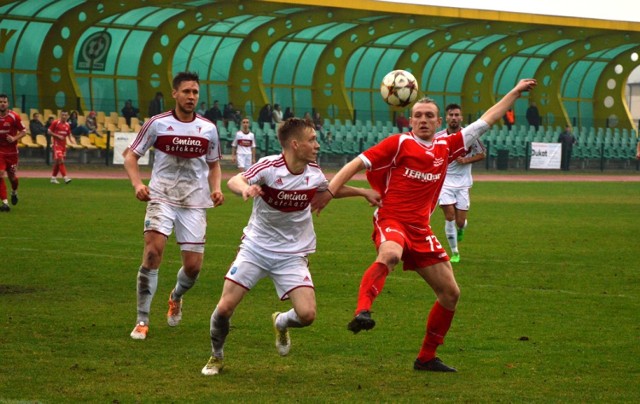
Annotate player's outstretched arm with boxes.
[481,79,537,126]
[333,185,381,207]
[311,157,365,215]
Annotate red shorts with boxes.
[372,217,449,270]
[0,152,18,174]
[53,147,66,160]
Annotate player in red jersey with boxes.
[312,78,537,372]
[0,94,28,212]
[47,110,77,184]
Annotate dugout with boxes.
[0,0,639,134]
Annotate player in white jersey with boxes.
[436,104,486,263]
[124,72,225,341]
[202,118,380,375]
[231,117,256,171]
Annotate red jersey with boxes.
[49,119,72,150]
[0,110,26,155]
[361,132,466,227]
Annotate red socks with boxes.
[417,300,455,362]
[355,262,390,314]
[0,179,6,200]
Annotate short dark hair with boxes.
[172,71,199,89]
[278,118,315,148]
[445,103,461,112]
[0,94,7,100]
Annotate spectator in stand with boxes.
[503,108,515,130]
[272,104,283,128]
[85,111,107,147]
[148,92,164,118]
[396,112,410,132]
[283,107,295,120]
[122,99,140,126]
[197,102,208,116]
[205,100,223,124]
[224,102,241,127]
[557,125,577,171]
[29,112,47,140]
[324,130,333,145]
[68,110,90,139]
[85,111,99,134]
[258,103,273,129]
[313,112,323,132]
[45,115,55,129]
[526,102,541,131]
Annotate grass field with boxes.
[1,177,639,402]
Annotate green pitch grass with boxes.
[1,178,639,402]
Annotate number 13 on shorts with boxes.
[426,235,443,251]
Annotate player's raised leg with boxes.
[167,264,200,327]
[348,239,401,334]
[273,287,316,356]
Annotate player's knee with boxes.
[215,301,235,318]
[442,285,460,308]
[296,307,316,326]
[143,249,163,268]
[384,255,400,269]
[182,264,201,278]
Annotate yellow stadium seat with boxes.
[89,133,108,149]
[21,135,41,148]
[79,135,98,150]
[35,134,48,148]
[67,138,83,149]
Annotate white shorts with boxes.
[236,153,252,169]
[225,245,314,300]
[438,187,470,211]
[144,201,207,253]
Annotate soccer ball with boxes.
[380,70,419,108]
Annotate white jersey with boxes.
[241,154,329,255]
[232,130,256,155]
[129,111,221,208]
[435,128,486,188]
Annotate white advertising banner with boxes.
[529,142,561,170]
[112,132,150,165]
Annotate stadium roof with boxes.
[1,0,639,130]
